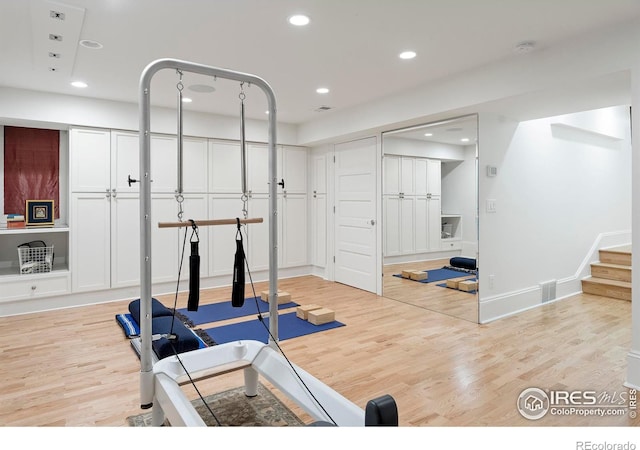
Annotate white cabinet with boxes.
[415,158,441,197]
[68,126,309,300]
[383,154,442,257]
[70,129,139,292]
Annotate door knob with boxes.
[370,219,376,226]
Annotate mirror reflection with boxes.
[382,114,479,323]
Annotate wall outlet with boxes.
[488,274,495,289]
[486,199,497,213]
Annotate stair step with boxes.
[599,246,632,266]
[590,262,632,282]
[582,276,631,301]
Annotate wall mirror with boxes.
[381,114,479,323]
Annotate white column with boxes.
[627,61,640,389]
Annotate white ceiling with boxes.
[1,0,639,126]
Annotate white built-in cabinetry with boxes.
[383,155,442,257]
[0,127,308,307]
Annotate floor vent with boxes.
[540,280,557,303]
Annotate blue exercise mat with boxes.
[392,267,475,284]
[202,312,345,345]
[176,297,298,326]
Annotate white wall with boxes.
[478,105,632,322]
[441,144,477,255]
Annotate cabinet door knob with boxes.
[31,285,36,290]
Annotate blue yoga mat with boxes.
[176,297,298,326]
[392,268,475,284]
[203,312,345,345]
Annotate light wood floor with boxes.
[383,259,478,323]
[0,273,637,427]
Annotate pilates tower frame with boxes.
[137,59,364,426]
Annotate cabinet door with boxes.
[281,194,308,267]
[311,193,327,267]
[383,196,401,256]
[70,128,111,192]
[71,192,111,292]
[400,157,415,195]
[111,194,140,288]
[428,198,442,251]
[209,140,242,194]
[208,195,244,277]
[150,195,180,283]
[247,194,272,271]
[414,158,428,196]
[427,159,442,196]
[400,197,415,254]
[281,146,307,194]
[248,144,269,194]
[150,135,178,193]
[111,131,139,193]
[414,196,429,253]
[182,138,208,193]
[383,155,401,195]
[312,154,327,194]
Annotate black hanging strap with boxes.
[231,218,246,307]
[187,220,200,311]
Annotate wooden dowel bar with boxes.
[158,217,264,228]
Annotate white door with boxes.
[334,137,378,293]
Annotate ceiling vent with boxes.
[314,105,333,112]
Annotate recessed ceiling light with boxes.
[71,81,87,88]
[316,87,329,94]
[182,97,192,103]
[79,39,103,49]
[288,14,310,26]
[424,133,433,137]
[461,138,470,142]
[399,50,416,60]
[265,110,270,115]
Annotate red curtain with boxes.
[4,127,60,218]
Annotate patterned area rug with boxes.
[126,382,305,426]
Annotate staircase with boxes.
[581,245,632,301]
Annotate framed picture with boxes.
[25,200,55,227]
